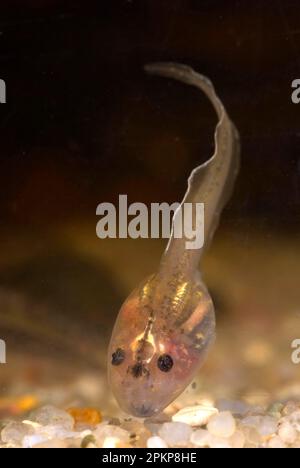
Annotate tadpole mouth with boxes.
[130,403,156,418]
[128,362,149,378]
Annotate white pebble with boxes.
[102,436,121,448]
[282,402,299,416]
[230,430,246,449]
[268,436,287,449]
[30,406,74,431]
[287,410,300,431]
[172,405,218,426]
[207,412,236,438]
[1,422,34,445]
[93,424,129,446]
[278,422,297,444]
[257,416,278,437]
[240,426,261,447]
[158,422,192,446]
[208,435,232,449]
[147,436,168,448]
[33,438,68,448]
[242,415,277,437]
[190,429,211,447]
[23,434,49,448]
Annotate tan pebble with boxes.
[278,422,297,444]
[230,430,246,448]
[268,436,287,449]
[208,435,232,449]
[172,405,218,426]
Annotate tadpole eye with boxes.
[112,348,125,366]
[157,354,173,372]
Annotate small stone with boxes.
[268,402,284,418]
[230,430,246,448]
[147,436,168,448]
[240,426,261,447]
[158,422,192,446]
[67,408,102,426]
[1,422,34,445]
[172,405,218,427]
[190,429,211,447]
[268,436,287,449]
[282,401,299,416]
[208,435,232,449]
[207,412,236,438]
[241,415,277,438]
[278,422,297,444]
[81,434,97,448]
[256,416,278,438]
[144,422,162,435]
[287,410,300,431]
[93,424,130,446]
[30,405,74,431]
[33,438,68,448]
[102,436,122,448]
[23,434,49,448]
[121,420,151,447]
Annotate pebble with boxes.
[268,436,287,449]
[102,436,122,448]
[1,399,300,448]
[1,422,34,445]
[93,424,130,447]
[158,422,192,446]
[208,435,232,449]
[240,426,261,447]
[207,412,236,438]
[190,429,211,447]
[33,438,68,448]
[67,408,102,426]
[172,405,218,426]
[147,436,168,448]
[230,430,246,448]
[287,410,300,431]
[30,406,74,431]
[278,422,297,444]
[268,402,284,418]
[23,434,51,448]
[282,401,299,416]
[241,415,278,437]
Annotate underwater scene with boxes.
[0,0,300,451]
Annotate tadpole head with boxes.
[108,276,216,418]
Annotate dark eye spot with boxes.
[111,348,125,366]
[157,354,173,372]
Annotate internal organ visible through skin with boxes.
[108,63,240,417]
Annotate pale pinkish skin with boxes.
[108,274,215,417]
[108,63,239,417]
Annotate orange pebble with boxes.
[67,407,102,426]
